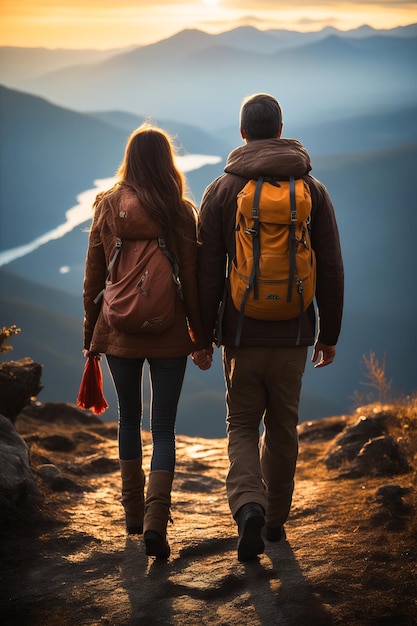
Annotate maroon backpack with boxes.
[95,237,182,335]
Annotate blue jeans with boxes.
[106,355,187,472]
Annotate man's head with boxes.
[240,93,283,142]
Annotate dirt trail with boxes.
[1,410,416,625]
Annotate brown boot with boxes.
[119,458,145,534]
[143,470,174,559]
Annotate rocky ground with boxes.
[1,401,416,625]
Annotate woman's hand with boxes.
[83,350,101,359]
[191,347,213,370]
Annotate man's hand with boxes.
[311,341,336,368]
[191,347,213,371]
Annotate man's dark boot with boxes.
[265,525,286,542]
[236,503,265,562]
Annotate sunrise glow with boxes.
[0,1,415,49]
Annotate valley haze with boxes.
[0,24,416,438]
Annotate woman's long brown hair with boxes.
[94,123,198,260]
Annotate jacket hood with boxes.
[224,138,312,179]
[106,188,163,241]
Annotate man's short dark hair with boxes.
[240,93,283,141]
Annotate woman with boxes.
[83,124,206,559]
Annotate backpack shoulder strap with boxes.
[93,237,122,304]
[287,176,297,303]
[106,237,122,277]
[158,237,183,298]
[235,176,263,347]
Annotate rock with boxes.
[346,436,410,478]
[0,414,42,523]
[324,412,392,470]
[50,475,85,493]
[298,415,348,442]
[371,483,414,530]
[24,432,76,452]
[375,484,412,510]
[0,358,43,423]
[37,464,62,482]
[83,456,119,474]
[37,463,84,493]
[19,401,103,426]
[38,434,76,452]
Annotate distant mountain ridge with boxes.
[0,46,135,84]
[1,24,416,130]
[1,22,415,82]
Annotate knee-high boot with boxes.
[119,458,145,535]
[143,470,174,559]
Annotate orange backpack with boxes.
[229,176,316,346]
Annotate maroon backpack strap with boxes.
[93,237,122,304]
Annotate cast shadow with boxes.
[243,537,334,625]
[120,536,174,625]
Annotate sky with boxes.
[0,0,416,50]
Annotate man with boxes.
[194,93,344,562]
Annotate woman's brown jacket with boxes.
[83,188,204,358]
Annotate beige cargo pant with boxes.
[223,345,308,527]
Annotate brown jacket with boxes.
[197,138,344,348]
[83,188,204,358]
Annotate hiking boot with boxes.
[143,470,174,559]
[265,525,286,543]
[236,503,265,562]
[119,458,145,534]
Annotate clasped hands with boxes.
[191,346,213,370]
[192,340,336,371]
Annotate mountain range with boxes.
[1,25,416,130]
[1,24,416,437]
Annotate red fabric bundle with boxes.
[77,355,108,415]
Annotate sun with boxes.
[202,0,220,6]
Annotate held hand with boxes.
[83,350,101,359]
[191,347,213,371]
[311,342,336,368]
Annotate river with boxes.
[0,153,222,268]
